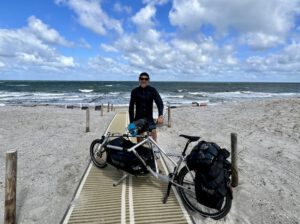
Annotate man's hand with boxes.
[157,115,164,124]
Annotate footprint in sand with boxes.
[56,164,79,196]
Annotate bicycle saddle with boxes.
[179,134,200,142]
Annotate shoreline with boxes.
[0,95,299,109]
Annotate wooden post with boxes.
[86,109,90,132]
[4,150,17,224]
[231,133,239,187]
[101,104,103,116]
[107,102,110,112]
[167,106,171,127]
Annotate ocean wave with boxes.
[108,92,121,95]
[34,93,65,96]
[105,85,113,87]
[0,92,33,98]
[188,92,208,97]
[165,95,184,98]
[7,84,29,87]
[79,89,94,93]
[177,89,187,93]
[0,103,5,106]
[209,91,300,98]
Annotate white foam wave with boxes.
[0,103,5,106]
[108,92,120,95]
[177,89,187,93]
[166,95,184,98]
[188,92,208,97]
[34,93,65,97]
[7,84,29,87]
[105,85,113,87]
[79,89,94,93]
[209,91,300,98]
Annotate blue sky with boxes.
[0,0,300,81]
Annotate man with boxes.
[129,72,164,142]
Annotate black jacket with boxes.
[129,85,164,123]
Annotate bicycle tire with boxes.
[90,139,107,168]
[176,166,232,220]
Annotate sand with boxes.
[0,98,299,224]
[158,98,300,224]
[0,106,114,224]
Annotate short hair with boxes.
[139,72,150,79]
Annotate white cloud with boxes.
[169,0,204,32]
[113,2,132,14]
[27,16,73,47]
[100,43,118,52]
[88,56,137,78]
[0,18,76,73]
[169,0,300,49]
[143,0,169,5]
[131,5,156,28]
[56,0,123,35]
[0,61,5,68]
[79,38,91,48]
[246,42,300,73]
[241,33,284,50]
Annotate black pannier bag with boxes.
[186,141,220,169]
[187,141,231,210]
[106,137,155,175]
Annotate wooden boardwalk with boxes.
[62,112,194,224]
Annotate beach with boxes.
[0,97,299,223]
[0,106,114,224]
[159,97,300,224]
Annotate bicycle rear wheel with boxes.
[90,139,107,168]
[176,167,232,220]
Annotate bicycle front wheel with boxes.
[90,139,107,168]
[176,167,232,220]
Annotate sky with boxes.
[0,0,300,82]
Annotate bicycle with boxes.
[90,126,232,220]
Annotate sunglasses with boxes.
[139,77,149,81]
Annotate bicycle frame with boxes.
[103,132,195,193]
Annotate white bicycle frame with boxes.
[102,132,195,193]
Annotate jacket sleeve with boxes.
[129,89,135,123]
[153,88,164,116]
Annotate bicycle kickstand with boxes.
[113,173,129,187]
[163,174,173,204]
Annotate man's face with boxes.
[139,76,149,88]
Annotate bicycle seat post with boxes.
[182,140,191,156]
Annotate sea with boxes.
[0,80,299,107]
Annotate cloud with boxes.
[79,38,91,48]
[113,2,132,14]
[169,0,300,49]
[59,1,300,81]
[27,16,73,47]
[98,4,240,79]
[131,5,156,28]
[100,43,118,52]
[142,0,169,5]
[0,61,5,68]
[246,42,300,74]
[88,56,137,79]
[241,33,284,50]
[0,17,76,74]
[56,0,123,35]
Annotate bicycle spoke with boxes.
[177,167,232,219]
